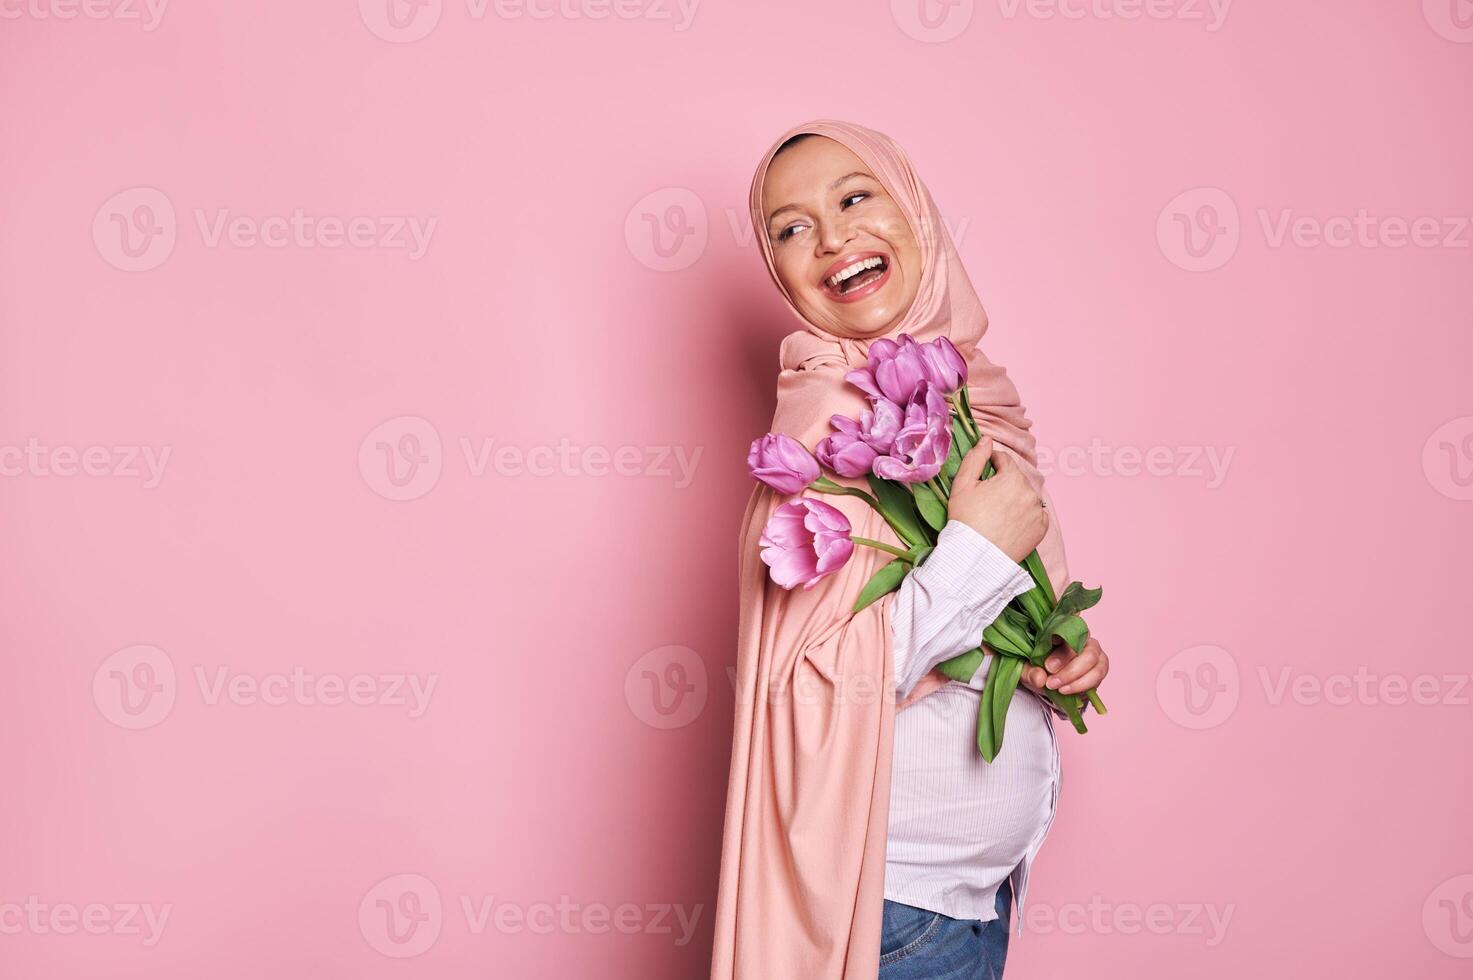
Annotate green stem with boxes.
[851,536,911,559]
[958,388,982,443]
[1042,688,1089,734]
[1085,689,1107,714]
[925,477,949,506]
[809,481,880,510]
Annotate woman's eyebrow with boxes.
[767,171,872,225]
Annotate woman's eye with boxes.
[841,191,869,208]
[777,223,806,242]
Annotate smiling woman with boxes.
[710,119,1106,980]
[759,135,923,338]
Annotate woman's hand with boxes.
[947,437,1048,563]
[1021,636,1109,697]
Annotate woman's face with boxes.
[760,136,922,338]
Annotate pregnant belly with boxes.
[887,684,1059,862]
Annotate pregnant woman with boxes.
[709,120,1109,980]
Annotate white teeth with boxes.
[827,255,885,289]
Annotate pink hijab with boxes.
[708,119,1071,979]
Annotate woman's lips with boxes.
[819,250,891,304]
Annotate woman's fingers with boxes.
[1057,660,1108,696]
[1016,638,1111,696]
[1020,664,1049,693]
[1047,639,1108,694]
[955,436,992,484]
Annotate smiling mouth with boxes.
[824,254,889,296]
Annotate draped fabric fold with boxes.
[709,119,1070,979]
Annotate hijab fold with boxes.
[709,119,1070,979]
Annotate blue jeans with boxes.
[877,877,1012,979]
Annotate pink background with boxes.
[2,1,1471,977]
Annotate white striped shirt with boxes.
[884,519,1063,930]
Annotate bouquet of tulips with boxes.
[748,333,1106,760]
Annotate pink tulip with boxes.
[814,417,878,478]
[815,395,906,476]
[844,335,930,405]
[872,381,953,484]
[758,498,855,590]
[858,397,905,455]
[747,432,820,494]
[920,336,967,394]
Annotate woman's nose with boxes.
[816,216,857,255]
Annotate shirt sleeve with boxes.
[889,519,1036,700]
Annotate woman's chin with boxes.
[820,300,907,338]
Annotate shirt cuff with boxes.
[918,520,1036,605]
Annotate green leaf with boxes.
[948,412,972,459]
[1015,587,1051,630]
[982,620,1030,657]
[989,656,1025,753]
[976,660,1000,761]
[937,646,985,683]
[913,483,947,532]
[1021,550,1057,606]
[852,558,910,613]
[866,474,930,548]
[941,423,965,486]
[1031,612,1091,660]
[1002,605,1035,633]
[989,616,1036,660]
[1052,581,1103,619]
